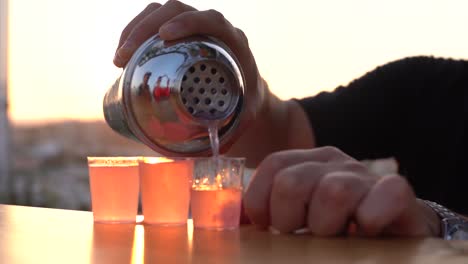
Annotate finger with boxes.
[159,9,262,121]
[244,148,353,228]
[116,3,162,52]
[159,9,241,53]
[381,199,434,237]
[307,171,373,236]
[270,162,326,233]
[114,0,197,67]
[159,9,261,120]
[355,174,424,236]
[159,9,257,86]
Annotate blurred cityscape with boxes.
[7,120,155,211]
[4,120,398,212]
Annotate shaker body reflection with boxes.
[103,34,245,157]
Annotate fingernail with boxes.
[113,53,123,67]
[160,22,183,39]
[113,41,135,67]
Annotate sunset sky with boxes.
[7,0,468,123]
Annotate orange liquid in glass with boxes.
[191,188,242,230]
[140,160,193,225]
[89,165,139,223]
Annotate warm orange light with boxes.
[88,158,140,223]
[187,219,194,252]
[9,1,468,123]
[139,159,193,225]
[136,215,144,223]
[191,188,242,230]
[131,225,145,264]
[141,157,174,164]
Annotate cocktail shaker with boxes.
[103,35,245,156]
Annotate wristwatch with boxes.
[422,200,468,240]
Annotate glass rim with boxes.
[186,156,246,162]
[87,156,141,166]
[139,156,246,162]
[139,156,176,164]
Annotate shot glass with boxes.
[139,157,193,225]
[88,157,140,223]
[191,157,245,230]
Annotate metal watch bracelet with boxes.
[421,199,468,240]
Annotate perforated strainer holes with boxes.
[180,61,237,119]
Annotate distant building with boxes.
[0,0,10,201]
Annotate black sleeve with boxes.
[297,56,468,213]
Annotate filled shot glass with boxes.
[139,157,193,225]
[88,157,140,223]
[191,157,245,230]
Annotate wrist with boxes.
[420,199,468,240]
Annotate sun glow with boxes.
[131,225,145,264]
[7,0,468,123]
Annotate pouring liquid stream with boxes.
[208,123,221,186]
[208,123,220,159]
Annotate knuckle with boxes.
[207,9,227,24]
[263,151,291,172]
[321,146,341,155]
[235,28,249,44]
[318,174,358,207]
[167,0,187,13]
[319,146,352,160]
[272,169,302,198]
[147,2,162,10]
[341,160,367,173]
[385,174,413,203]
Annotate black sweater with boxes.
[298,56,468,214]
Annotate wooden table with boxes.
[0,205,467,263]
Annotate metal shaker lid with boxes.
[118,34,245,156]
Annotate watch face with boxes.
[445,220,468,240]
[450,230,468,240]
